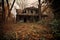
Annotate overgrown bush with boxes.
[49,19,60,40]
[3,32,17,40]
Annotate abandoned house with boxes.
[0,0,54,23]
[16,7,39,22]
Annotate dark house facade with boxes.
[16,7,39,22]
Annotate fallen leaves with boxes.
[3,23,53,40]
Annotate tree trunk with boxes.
[2,0,5,23]
[38,0,41,20]
[6,0,15,17]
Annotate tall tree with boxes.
[6,0,15,17]
[38,0,40,4]
[2,0,5,22]
[38,0,41,20]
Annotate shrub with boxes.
[49,19,60,40]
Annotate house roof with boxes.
[23,7,38,11]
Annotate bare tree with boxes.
[6,0,16,17]
[38,0,41,19]
[2,0,5,22]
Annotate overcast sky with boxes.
[3,0,39,9]
[27,0,38,4]
[27,0,38,7]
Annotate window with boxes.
[23,10,26,13]
[31,10,33,13]
[24,10,26,13]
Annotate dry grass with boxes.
[3,22,53,40]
